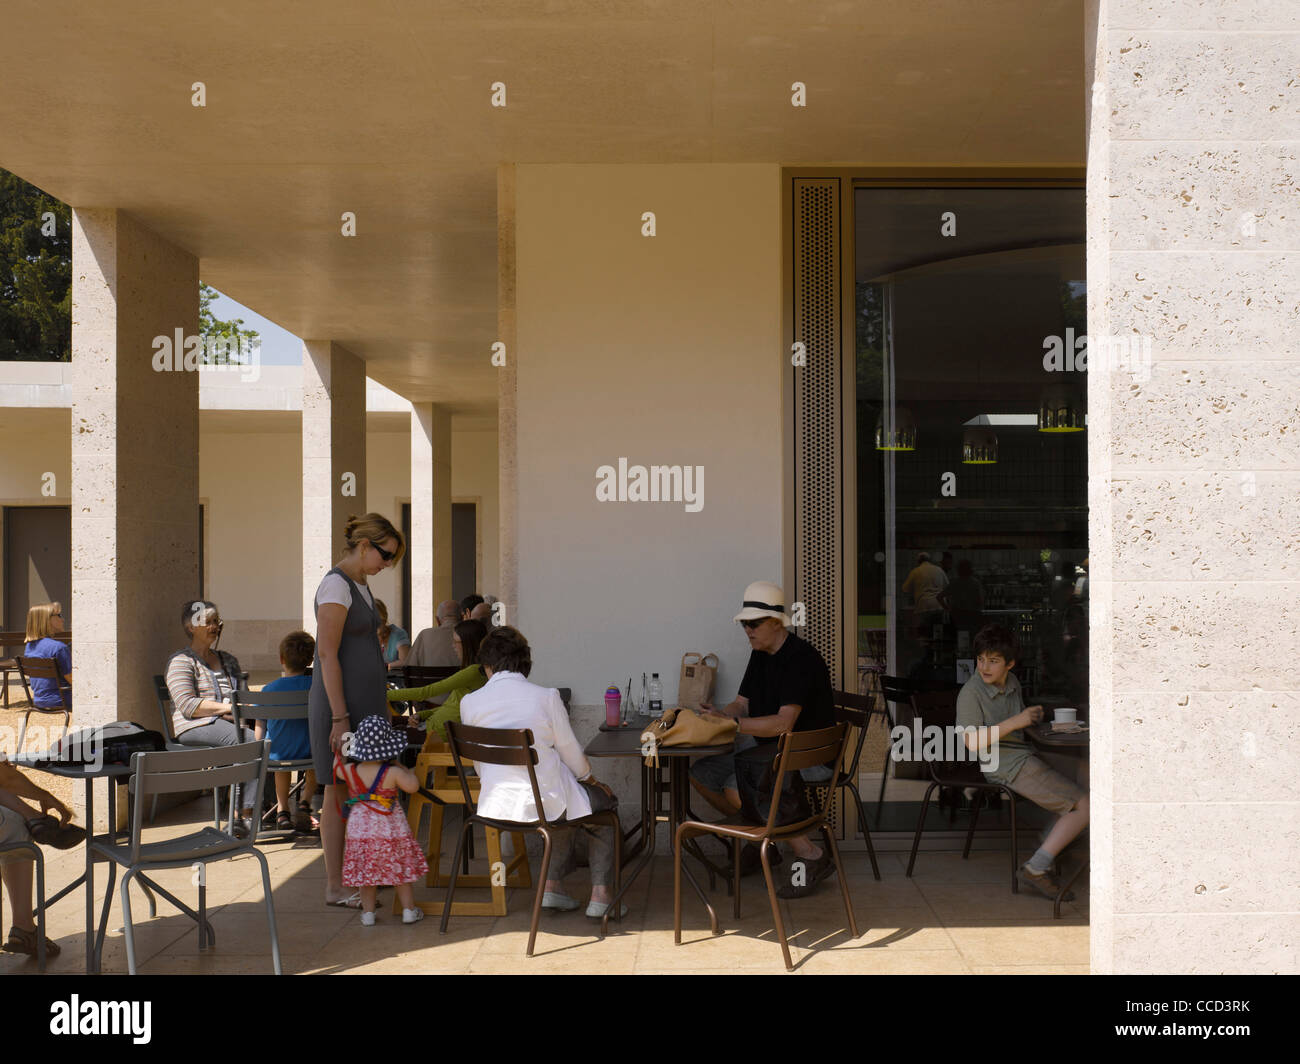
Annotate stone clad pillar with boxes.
[71,209,199,825]
[301,341,367,629]
[1088,0,1299,974]
[497,163,518,629]
[410,403,452,634]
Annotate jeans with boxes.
[177,717,260,813]
[550,780,618,888]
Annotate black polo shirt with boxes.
[737,631,834,741]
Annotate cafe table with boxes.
[1026,722,1089,919]
[13,755,211,974]
[585,726,735,935]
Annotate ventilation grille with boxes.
[792,180,842,685]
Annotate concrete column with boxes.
[410,403,452,633]
[71,209,198,824]
[1088,0,1300,974]
[497,163,518,629]
[301,341,367,630]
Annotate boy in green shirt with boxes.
[955,625,1089,900]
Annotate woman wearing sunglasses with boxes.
[309,512,405,910]
[164,600,259,835]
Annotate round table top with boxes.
[1026,723,1089,749]
[4,755,135,780]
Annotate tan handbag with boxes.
[677,652,719,711]
[640,706,738,766]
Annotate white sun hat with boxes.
[733,581,792,627]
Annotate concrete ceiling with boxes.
[0,0,1084,417]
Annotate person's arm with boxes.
[315,601,352,757]
[548,689,593,782]
[738,703,801,738]
[57,643,73,688]
[165,655,231,720]
[390,636,411,669]
[701,694,749,719]
[387,764,420,794]
[959,702,1041,753]
[387,665,476,705]
[0,764,72,824]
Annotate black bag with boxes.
[45,723,167,766]
[734,742,811,827]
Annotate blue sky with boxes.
[207,287,301,364]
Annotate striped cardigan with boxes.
[164,647,244,737]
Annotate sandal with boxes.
[326,892,362,909]
[276,811,295,831]
[2,926,61,958]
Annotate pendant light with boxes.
[875,407,916,451]
[1038,385,1085,433]
[962,425,998,464]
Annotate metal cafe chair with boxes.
[904,689,1023,894]
[0,838,47,972]
[13,657,72,750]
[875,674,916,816]
[90,740,281,975]
[673,723,859,971]
[232,688,313,840]
[1,632,29,709]
[826,690,884,880]
[150,675,213,825]
[440,721,622,958]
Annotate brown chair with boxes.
[828,690,883,880]
[13,657,71,750]
[440,722,622,957]
[673,724,859,971]
[399,664,459,688]
[904,689,1023,893]
[0,632,27,710]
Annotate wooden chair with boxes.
[12,658,71,751]
[674,724,859,971]
[828,690,883,880]
[0,632,28,710]
[439,722,620,957]
[398,740,531,922]
[904,689,1023,893]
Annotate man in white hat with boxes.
[690,581,838,898]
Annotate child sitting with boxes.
[256,631,317,832]
[956,624,1089,900]
[336,715,429,925]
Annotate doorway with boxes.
[4,506,72,629]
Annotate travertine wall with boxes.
[1088,0,1299,974]
[71,209,199,820]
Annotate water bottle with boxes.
[604,685,623,728]
[648,673,664,718]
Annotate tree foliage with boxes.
[0,168,71,361]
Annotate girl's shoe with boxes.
[360,911,377,927]
[402,907,425,924]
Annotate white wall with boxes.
[515,164,784,705]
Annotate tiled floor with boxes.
[0,794,1089,975]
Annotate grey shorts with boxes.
[1007,756,1086,816]
[0,807,34,865]
[690,733,835,793]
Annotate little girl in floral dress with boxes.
[335,715,429,925]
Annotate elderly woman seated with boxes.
[163,600,258,837]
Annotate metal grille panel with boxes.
[791,179,842,685]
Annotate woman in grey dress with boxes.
[309,512,405,908]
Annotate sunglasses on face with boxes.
[739,618,768,630]
[370,540,396,562]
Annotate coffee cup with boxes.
[1053,707,1077,724]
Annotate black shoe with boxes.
[25,816,86,850]
[775,854,834,899]
[1018,864,1075,902]
[738,842,782,878]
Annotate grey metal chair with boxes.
[149,675,203,825]
[89,740,282,975]
[0,838,47,972]
[231,688,312,840]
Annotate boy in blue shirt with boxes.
[257,631,316,832]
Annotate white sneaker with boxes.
[360,911,376,927]
[402,907,425,925]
